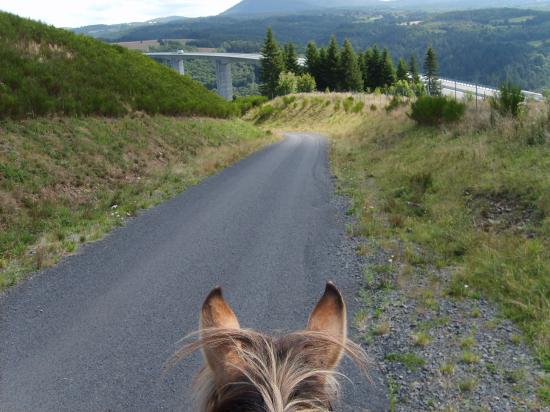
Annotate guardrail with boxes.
[438,77,544,101]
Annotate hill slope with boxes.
[0,12,235,119]
[222,0,319,16]
[221,0,550,15]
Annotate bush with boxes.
[233,95,268,115]
[297,73,317,93]
[276,72,298,96]
[343,97,355,113]
[352,101,365,113]
[491,82,525,118]
[409,96,466,126]
[256,104,275,122]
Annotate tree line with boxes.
[260,28,441,98]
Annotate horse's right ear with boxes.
[200,287,241,380]
[306,282,347,370]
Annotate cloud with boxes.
[0,0,240,27]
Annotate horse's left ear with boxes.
[306,281,347,369]
[200,287,241,381]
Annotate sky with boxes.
[0,0,241,27]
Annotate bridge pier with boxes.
[215,61,233,101]
[169,58,185,75]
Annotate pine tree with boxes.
[381,48,396,88]
[397,58,409,82]
[339,39,363,92]
[424,47,440,96]
[325,35,341,91]
[362,48,373,90]
[409,55,420,83]
[305,41,320,89]
[260,28,285,99]
[367,46,382,90]
[317,48,329,91]
[283,43,301,75]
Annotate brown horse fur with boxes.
[167,282,369,412]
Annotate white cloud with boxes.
[0,0,240,27]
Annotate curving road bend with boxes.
[0,133,389,411]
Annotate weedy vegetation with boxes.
[249,91,550,402]
[0,117,272,289]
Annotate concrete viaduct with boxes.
[145,52,263,100]
[145,52,543,102]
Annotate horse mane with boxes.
[167,328,369,412]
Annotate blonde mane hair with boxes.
[168,283,369,412]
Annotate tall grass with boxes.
[0,116,272,288]
[0,12,236,119]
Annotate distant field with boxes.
[114,39,192,51]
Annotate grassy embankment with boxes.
[0,12,274,289]
[247,93,550,397]
[0,11,236,118]
[0,116,272,289]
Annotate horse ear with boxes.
[200,287,241,379]
[306,282,347,369]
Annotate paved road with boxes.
[0,133,389,411]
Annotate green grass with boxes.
[461,351,481,364]
[385,352,426,371]
[0,12,236,119]
[0,116,272,289]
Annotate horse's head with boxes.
[171,282,368,412]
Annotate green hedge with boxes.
[0,12,237,119]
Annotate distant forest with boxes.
[84,8,550,92]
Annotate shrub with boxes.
[409,96,466,126]
[343,97,355,113]
[256,104,275,122]
[276,72,298,96]
[352,101,365,113]
[491,82,525,118]
[389,80,415,98]
[234,95,268,115]
[297,73,317,93]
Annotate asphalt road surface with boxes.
[0,133,389,411]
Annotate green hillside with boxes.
[0,12,236,119]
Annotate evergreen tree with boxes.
[397,58,409,82]
[317,48,329,91]
[424,47,440,96]
[361,48,373,90]
[260,28,285,98]
[409,55,420,83]
[283,43,301,75]
[305,41,320,89]
[325,35,341,91]
[381,48,396,88]
[339,39,363,92]
[367,46,382,90]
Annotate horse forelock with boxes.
[167,328,369,412]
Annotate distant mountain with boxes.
[221,0,550,16]
[221,0,320,16]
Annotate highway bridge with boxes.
[145,52,543,102]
